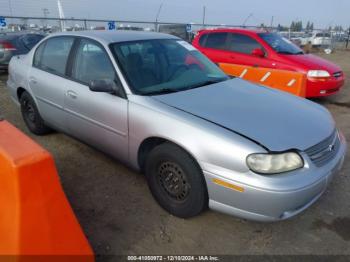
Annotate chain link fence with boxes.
[1,15,349,51]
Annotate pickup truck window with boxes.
[33,36,74,75]
[72,39,116,85]
[315,33,331,38]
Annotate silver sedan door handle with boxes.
[66,90,78,99]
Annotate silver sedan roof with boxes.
[50,30,179,44]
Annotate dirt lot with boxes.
[1,50,350,258]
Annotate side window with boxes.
[33,42,45,67]
[228,33,263,54]
[203,33,228,50]
[72,39,116,85]
[34,37,74,75]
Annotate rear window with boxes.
[202,32,228,50]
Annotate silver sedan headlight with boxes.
[246,152,304,174]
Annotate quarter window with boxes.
[33,36,74,75]
[71,39,116,85]
[228,33,263,54]
[33,42,45,68]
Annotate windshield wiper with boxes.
[143,78,228,96]
[277,51,294,54]
[182,78,228,91]
[143,88,180,96]
[277,51,303,55]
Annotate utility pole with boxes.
[288,27,291,40]
[346,26,350,49]
[41,8,50,28]
[202,6,206,28]
[84,19,87,30]
[270,16,274,29]
[42,8,49,18]
[8,0,13,16]
[155,2,163,32]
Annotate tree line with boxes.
[275,21,348,32]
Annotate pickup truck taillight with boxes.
[0,41,17,52]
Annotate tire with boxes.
[145,142,208,218]
[20,91,52,135]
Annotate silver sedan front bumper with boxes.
[202,132,347,222]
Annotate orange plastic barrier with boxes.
[0,120,94,261]
[219,63,307,97]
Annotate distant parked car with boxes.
[158,24,193,42]
[193,28,345,97]
[7,31,347,222]
[310,32,332,47]
[0,32,44,70]
[292,33,313,47]
[290,37,302,47]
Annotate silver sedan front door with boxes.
[64,38,129,162]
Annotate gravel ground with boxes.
[0,50,350,258]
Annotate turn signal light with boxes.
[212,178,245,192]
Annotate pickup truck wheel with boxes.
[145,143,208,218]
[20,91,52,135]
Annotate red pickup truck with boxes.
[192,28,345,98]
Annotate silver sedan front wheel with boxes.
[145,142,208,218]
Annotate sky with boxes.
[0,0,349,29]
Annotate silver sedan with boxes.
[7,31,347,221]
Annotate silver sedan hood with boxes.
[152,78,334,151]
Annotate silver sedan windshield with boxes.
[110,39,228,95]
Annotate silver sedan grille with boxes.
[305,130,340,167]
